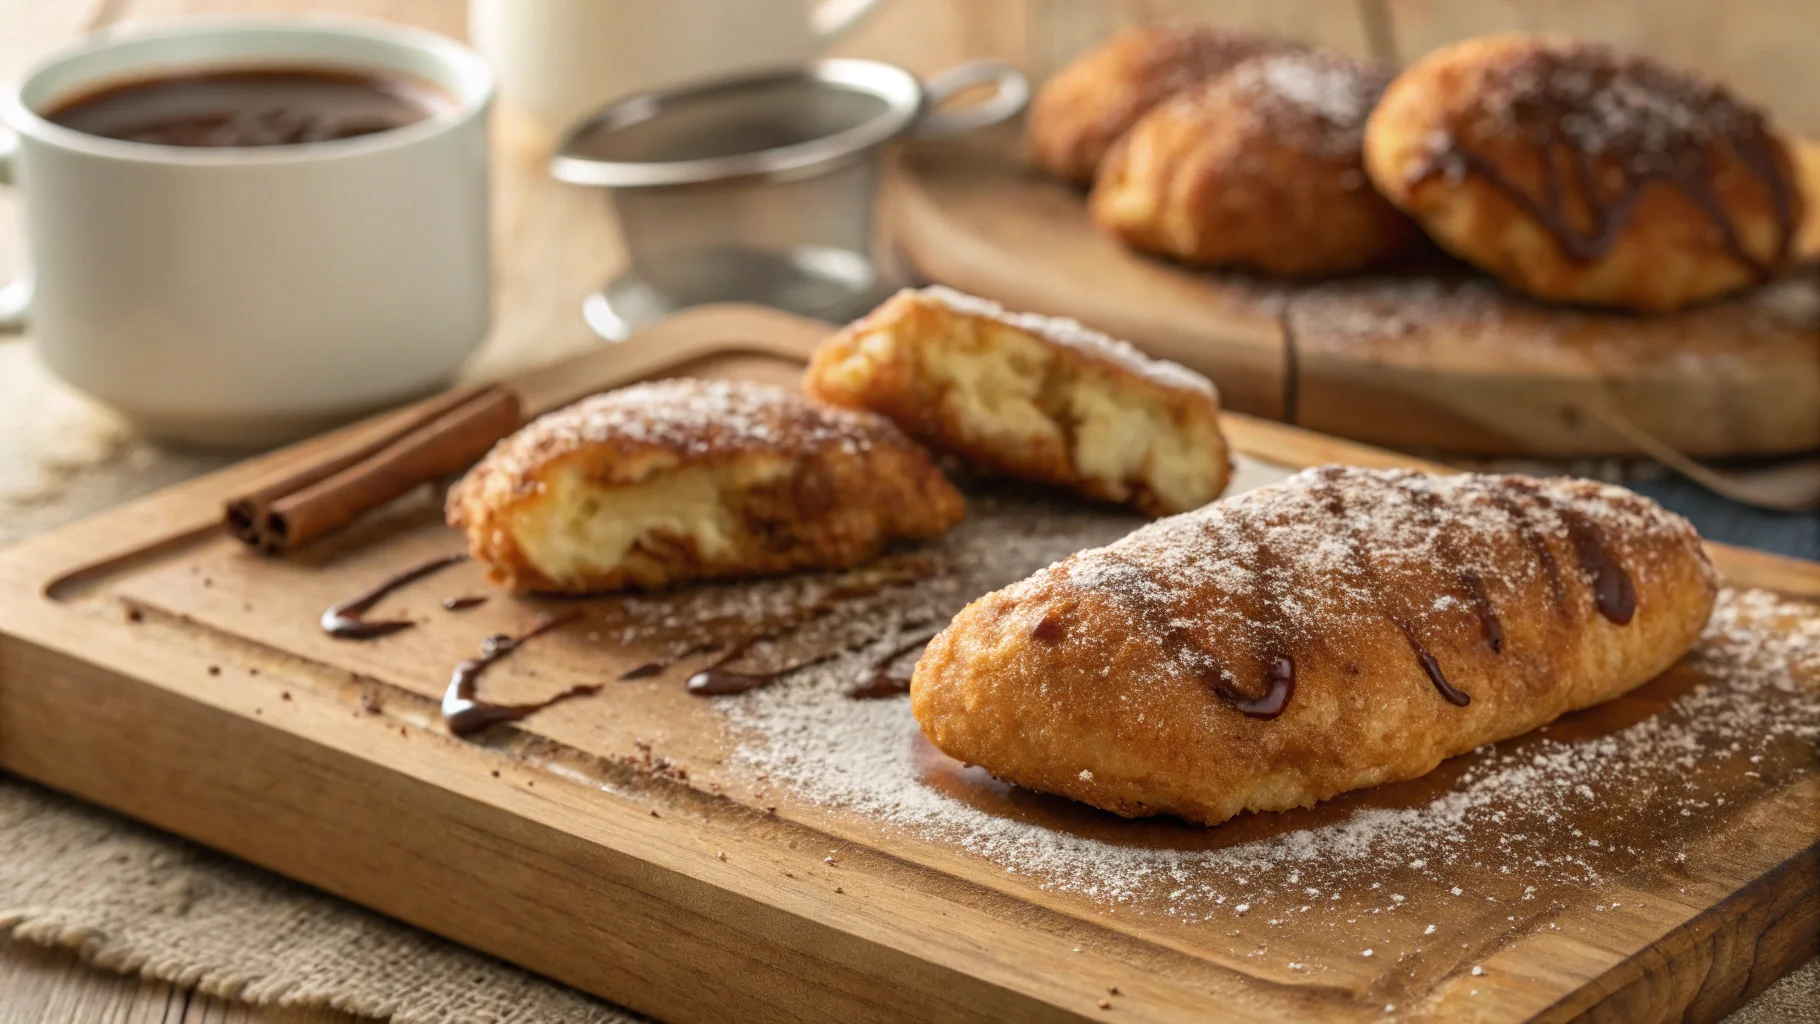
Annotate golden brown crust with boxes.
[1365,34,1805,312]
[446,378,965,594]
[804,287,1232,516]
[912,466,1718,826]
[1028,23,1293,185]
[1092,51,1422,276]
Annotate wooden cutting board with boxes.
[0,305,1816,1024]
[888,126,1820,458]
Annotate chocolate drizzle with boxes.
[1212,656,1296,720]
[684,639,837,697]
[846,672,914,700]
[846,632,940,700]
[1556,508,1639,625]
[321,553,466,639]
[684,665,782,696]
[1313,471,1474,708]
[1396,619,1472,707]
[442,612,594,735]
[1459,570,1506,653]
[1492,490,1568,612]
[442,595,487,611]
[1413,45,1797,278]
[1412,486,1506,657]
[617,660,668,681]
[671,576,927,697]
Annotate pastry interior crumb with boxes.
[826,317,1224,514]
[504,457,788,590]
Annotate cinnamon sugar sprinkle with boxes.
[714,469,1819,937]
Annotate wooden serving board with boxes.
[889,126,1820,458]
[1,305,1818,1024]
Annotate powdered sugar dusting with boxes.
[727,578,1818,923]
[917,286,1217,397]
[710,469,1813,943]
[1043,465,1702,676]
[456,378,908,501]
[1220,52,1389,157]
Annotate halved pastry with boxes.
[912,466,1718,826]
[447,378,965,593]
[804,286,1231,517]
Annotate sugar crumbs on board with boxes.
[720,488,1820,930]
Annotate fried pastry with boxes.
[804,287,1231,517]
[446,378,965,594]
[1093,51,1421,275]
[912,466,1717,825]
[1365,34,1804,312]
[1028,23,1292,184]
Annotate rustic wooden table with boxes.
[1,1,1815,1021]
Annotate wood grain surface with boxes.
[0,305,1816,1024]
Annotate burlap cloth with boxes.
[0,344,1813,1022]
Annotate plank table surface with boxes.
[2,1,1818,1022]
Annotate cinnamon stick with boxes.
[224,385,493,545]
[225,385,523,554]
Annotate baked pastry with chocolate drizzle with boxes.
[804,287,1232,517]
[446,379,965,594]
[1365,34,1804,312]
[1028,23,1293,184]
[1092,50,1422,275]
[911,466,1717,826]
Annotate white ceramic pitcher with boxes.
[469,0,890,132]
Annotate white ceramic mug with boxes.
[0,19,495,449]
[470,0,890,133]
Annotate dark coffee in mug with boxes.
[45,67,451,147]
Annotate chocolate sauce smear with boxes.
[683,641,839,695]
[846,632,940,700]
[616,642,720,682]
[617,660,668,681]
[442,595,488,612]
[846,672,914,700]
[685,666,782,696]
[682,636,800,696]
[673,576,932,697]
[442,612,595,736]
[321,554,466,639]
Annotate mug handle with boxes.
[911,61,1030,139]
[0,128,28,333]
[810,0,889,41]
